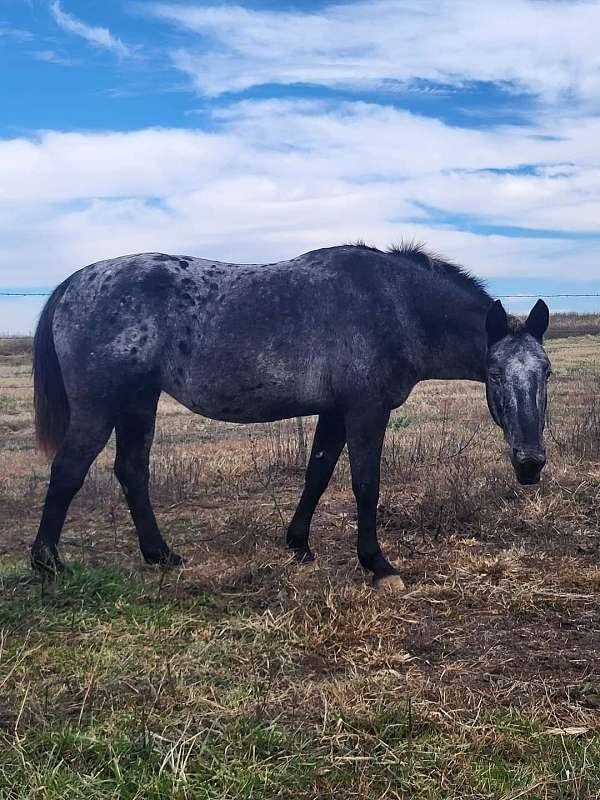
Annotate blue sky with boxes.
[1,0,600,332]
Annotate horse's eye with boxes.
[546,370,552,382]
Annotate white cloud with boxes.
[0,24,33,42]
[1,99,599,308]
[147,0,600,108]
[32,49,76,66]
[50,1,133,58]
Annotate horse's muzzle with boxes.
[512,448,546,485]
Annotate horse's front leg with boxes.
[345,403,406,591]
[286,411,346,562]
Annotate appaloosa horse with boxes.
[31,243,551,589]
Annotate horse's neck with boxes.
[414,290,489,382]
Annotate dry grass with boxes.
[0,325,599,798]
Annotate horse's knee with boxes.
[48,456,87,499]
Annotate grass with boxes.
[3,712,598,799]
[388,413,414,430]
[0,394,16,411]
[0,326,599,798]
[1,563,599,799]
[0,562,192,630]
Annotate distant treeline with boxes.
[545,312,600,339]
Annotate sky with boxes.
[1,0,600,333]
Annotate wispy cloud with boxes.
[32,49,76,66]
[49,0,133,58]
[147,0,600,109]
[0,24,33,42]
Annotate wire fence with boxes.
[2,292,600,299]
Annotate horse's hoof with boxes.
[143,550,185,568]
[31,545,64,577]
[374,573,406,593]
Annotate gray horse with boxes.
[31,243,550,589]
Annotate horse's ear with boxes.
[525,299,549,341]
[486,299,508,347]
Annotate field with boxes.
[0,328,599,799]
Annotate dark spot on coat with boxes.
[179,260,189,270]
[182,292,194,304]
[140,323,148,332]
[140,335,148,346]
[153,254,172,262]
[130,347,138,355]
[178,340,191,356]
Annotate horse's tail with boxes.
[33,278,72,459]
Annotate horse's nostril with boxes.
[514,449,546,467]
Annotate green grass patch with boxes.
[0,717,318,800]
[387,413,414,430]
[0,714,598,799]
[0,394,16,411]
[0,562,211,632]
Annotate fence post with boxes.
[295,417,307,468]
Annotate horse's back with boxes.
[50,247,413,419]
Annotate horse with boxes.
[31,243,551,590]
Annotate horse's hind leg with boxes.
[31,412,114,573]
[345,403,405,591]
[286,411,346,562]
[113,387,183,567]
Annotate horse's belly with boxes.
[162,352,331,423]
[167,389,324,424]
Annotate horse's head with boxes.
[485,298,551,485]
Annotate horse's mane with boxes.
[349,240,490,301]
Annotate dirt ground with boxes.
[0,332,599,798]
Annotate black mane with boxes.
[350,240,490,302]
